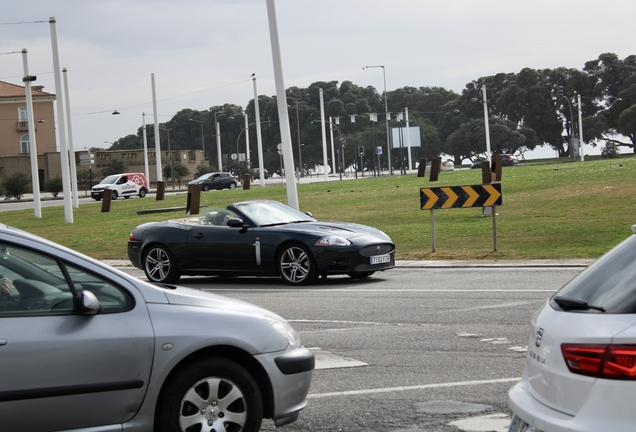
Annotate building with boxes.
[0,80,206,193]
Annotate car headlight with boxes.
[270,320,302,348]
[315,236,351,247]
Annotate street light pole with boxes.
[160,127,174,189]
[363,65,392,175]
[214,110,224,171]
[287,97,303,177]
[481,85,492,162]
[188,118,205,161]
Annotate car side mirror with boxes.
[227,218,244,228]
[78,290,101,315]
[305,212,313,218]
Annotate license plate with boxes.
[508,415,542,432]
[370,254,390,265]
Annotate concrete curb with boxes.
[102,259,593,269]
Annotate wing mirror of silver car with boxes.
[79,291,101,315]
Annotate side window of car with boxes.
[64,263,134,313]
[0,243,74,316]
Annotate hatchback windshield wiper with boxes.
[553,296,606,312]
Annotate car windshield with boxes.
[198,173,214,180]
[551,233,636,313]
[234,201,315,226]
[100,175,119,185]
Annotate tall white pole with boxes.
[329,117,336,174]
[244,110,250,165]
[319,88,329,181]
[22,49,41,218]
[253,76,265,187]
[62,68,78,208]
[151,73,162,181]
[482,85,492,161]
[49,17,72,223]
[215,119,222,171]
[266,0,299,209]
[578,94,584,162]
[142,113,149,181]
[405,107,412,170]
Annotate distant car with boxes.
[253,168,269,180]
[416,160,454,174]
[508,224,636,432]
[128,200,395,286]
[470,154,519,169]
[188,172,237,191]
[0,223,313,431]
[91,172,148,200]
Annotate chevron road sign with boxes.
[420,183,503,210]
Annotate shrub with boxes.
[2,172,32,200]
[44,176,63,197]
[601,142,620,158]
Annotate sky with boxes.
[1,0,634,159]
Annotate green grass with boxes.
[0,156,634,261]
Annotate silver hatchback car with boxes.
[0,224,313,431]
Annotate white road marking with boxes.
[449,413,511,432]
[308,347,368,370]
[509,346,528,352]
[307,377,520,399]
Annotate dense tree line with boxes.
[108,52,636,174]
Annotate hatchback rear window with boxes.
[551,233,636,313]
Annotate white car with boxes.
[508,225,636,432]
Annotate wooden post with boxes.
[156,181,166,201]
[101,189,112,213]
[186,184,201,216]
[417,158,428,177]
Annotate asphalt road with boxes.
[119,265,582,432]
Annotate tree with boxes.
[163,162,190,187]
[2,172,31,200]
[194,163,216,178]
[76,169,92,192]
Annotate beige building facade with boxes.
[0,80,205,191]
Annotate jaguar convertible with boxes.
[128,200,395,285]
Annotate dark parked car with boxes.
[470,154,519,169]
[128,200,395,285]
[0,224,313,431]
[253,168,269,180]
[188,172,237,191]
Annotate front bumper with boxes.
[256,346,314,427]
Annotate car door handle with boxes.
[193,233,205,239]
[0,339,7,346]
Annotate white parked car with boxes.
[508,225,636,432]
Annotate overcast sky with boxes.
[1,0,634,158]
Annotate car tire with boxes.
[111,190,118,200]
[143,245,180,284]
[202,184,210,192]
[229,182,237,190]
[124,196,130,199]
[155,357,263,432]
[347,271,375,279]
[93,197,101,201]
[278,243,317,285]
[139,188,147,198]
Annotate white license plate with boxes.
[370,254,390,265]
[508,415,542,432]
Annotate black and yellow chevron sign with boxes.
[420,184,503,210]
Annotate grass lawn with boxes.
[0,156,634,261]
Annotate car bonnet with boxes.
[159,286,284,321]
[278,221,392,242]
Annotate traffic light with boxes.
[309,114,314,124]
[358,146,365,156]
[557,86,563,97]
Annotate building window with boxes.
[21,135,30,154]
[18,107,27,122]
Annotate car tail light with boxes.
[562,344,636,380]
[129,232,138,241]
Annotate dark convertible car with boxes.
[128,200,395,285]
